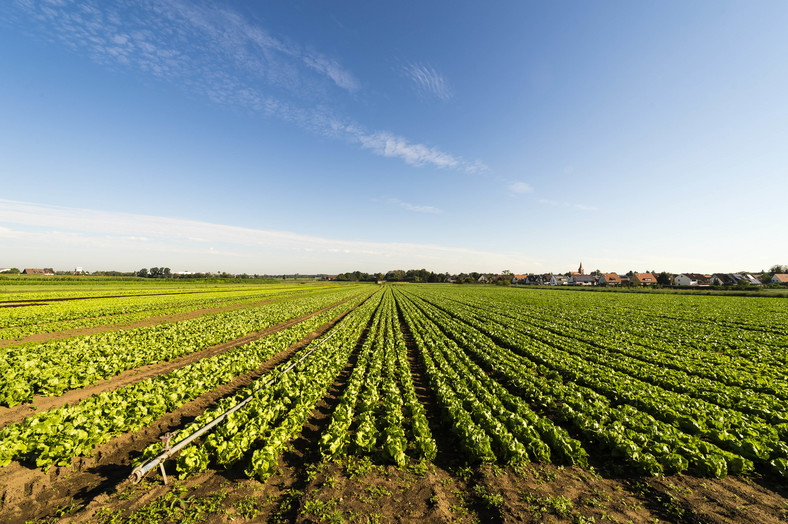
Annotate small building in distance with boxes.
[570,274,595,286]
[526,274,550,285]
[511,274,529,285]
[674,273,711,286]
[22,268,54,276]
[772,274,788,285]
[711,273,736,285]
[631,272,657,285]
[570,262,585,277]
[711,273,762,286]
[597,273,622,286]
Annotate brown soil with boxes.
[0,295,290,348]
[0,298,366,524]
[31,431,787,524]
[0,303,48,309]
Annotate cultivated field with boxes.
[0,280,786,523]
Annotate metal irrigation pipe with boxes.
[128,316,351,484]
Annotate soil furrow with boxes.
[394,292,462,468]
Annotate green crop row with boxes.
[0,286,365,406]
[398,285,788,479]
[0,291,373,471]
[135,290,384,481]
[0,284,334,339]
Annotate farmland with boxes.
[0,280,787,523]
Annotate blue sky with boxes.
[1,0,786,275]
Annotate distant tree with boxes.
[384,270,405,281]
[657,272,672,286]
[2,268,21,274]
[137,268,148,278]
[162,267,171,278]
[337,270,374,282]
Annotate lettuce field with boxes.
[1,280,787,523]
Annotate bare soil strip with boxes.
[395,297,463,470]
[0,300,366,524]
[0,295,293,348]
[0,294,364,429]
[0,303,48,309]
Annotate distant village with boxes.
[491,263,788,287]
[3,264,788,288]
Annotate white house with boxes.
[674,273,710,286]
[550,275,570,286]
[570,275,595,286]
[772,274,788,285]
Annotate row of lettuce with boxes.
[395,286,788,478]
[0,284,340,340]
[136,288,439,480]
[0,286,362,407]
[140,285,787,482]
[2,284,785,481]
[0,287,374,470]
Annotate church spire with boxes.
[579,262,584,275]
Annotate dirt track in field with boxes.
[0,295,293,348]
[0,294,365,429]
[0,297,369,524]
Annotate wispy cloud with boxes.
[0,199,529,272]
[388,198,443,214]
[9,0,484,173]
[354,130,459,169]
[302,54,360,92]
[508,181,534,194]
[402,62,452,101]
[538,199,598,211]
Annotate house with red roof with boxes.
[597,273,622,286]
[771,274,788,284]
[631,272,657,285]
[511,274,529,285]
